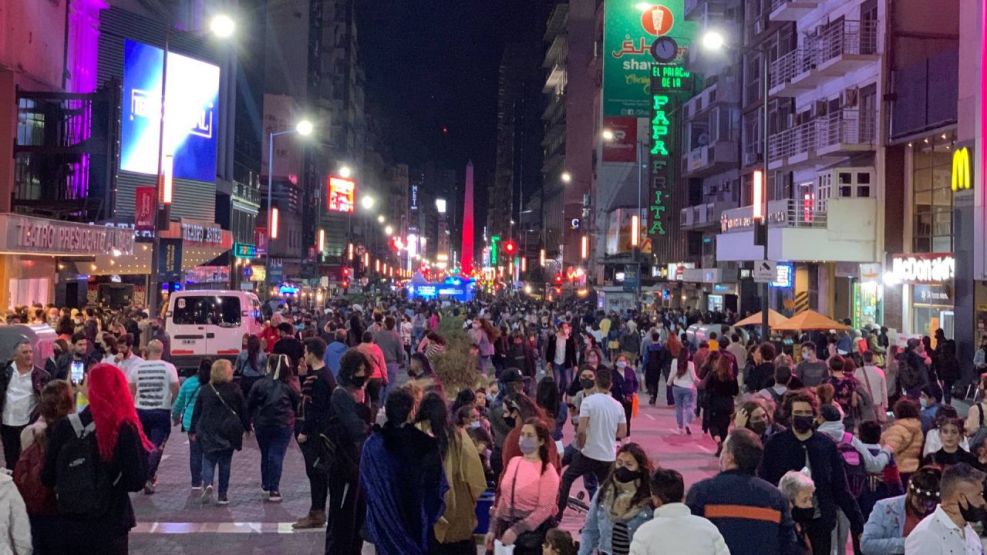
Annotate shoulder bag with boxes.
[209,384,245,445]
[497,460,555,550]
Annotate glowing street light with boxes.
[295,119,314,136]
[377,215,386,224]
[209,13,236,38]
[561,171,572,184]
[701,29,726,52]
[384,225,394,236]
[361,195,376,210]
[339,165,353,178]
[602,129,615,142]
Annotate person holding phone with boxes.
[53,333,97,384]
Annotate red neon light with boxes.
[461,162,475,275]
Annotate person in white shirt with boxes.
[630,467,729,555]
[0,340,48,468]
[114,333,144,382]
[855,351,889,423]
[130,339,179,494]
[905,462,987,555]
[669,354,699,435]
[557,366,626,518]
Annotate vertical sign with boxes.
[157,238,183,282]
[603,1,697,117]
[134,186,156,232]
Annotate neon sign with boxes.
[651,94,670,157]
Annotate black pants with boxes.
[1,423,26,468]
[299,439,328,512]
[622,398,633,436]
[324,474,365,555]
[429,537,475,555]
[645,367,660,399]
[805,518,833,555]
[53,533,128,555]
[662,365,674,406]
[557,451,613,517]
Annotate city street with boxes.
[129,388,721,554]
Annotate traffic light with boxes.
[554,274,563,285]
[503,240,517,256]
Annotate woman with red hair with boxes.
[41,363,151,554]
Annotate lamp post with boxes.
[702,29,771,341]
[147,13,234,317]
[264,119,314,298]
[602,131,646,301]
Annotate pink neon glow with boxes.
[460,161,475,275]
[981,1,986,195]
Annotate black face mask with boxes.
[580,378,595,390]
[613,467,640,484]
[504,415,517,428]
[959,497,987,523]
[748,421,768,436]
[792,415,815,434]
[791,507,815,523]
[350,375,367,388]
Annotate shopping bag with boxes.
[495,539,516,555]
[631,393,640,417]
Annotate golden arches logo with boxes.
[951,147,972,192]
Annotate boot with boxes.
[292,510,327,529]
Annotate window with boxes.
[912,144,953,252]
[172,296,242,327]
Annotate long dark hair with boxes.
[246,334,261,373]
[675,351,690,379]
[535,377,560,418]
[522,417,552,474]
[416,392,450,457]
[600,442,654,510]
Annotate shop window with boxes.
[912,144,953,252]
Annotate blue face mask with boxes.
[518,436,539,455]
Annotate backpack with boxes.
[899,358,923,391]
[646,345,664,374]
[54,413,118,517]
[13,432,56,516]
[835,432,867,498]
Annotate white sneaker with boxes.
[200,485,213,504]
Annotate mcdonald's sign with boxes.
[952,146,972,192]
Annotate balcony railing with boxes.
[720,197,828,233]
[769,109,875,163]
[769,20,878,90]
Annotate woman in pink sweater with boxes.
[486,417,560,554]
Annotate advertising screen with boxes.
[120,40,220,183]
[327,177,356,213]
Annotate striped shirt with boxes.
[130,360,179,410]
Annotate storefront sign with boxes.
[185,265,230,284]
[181,222,222,244]
[327,176,356,213]
[234,242,257,258]
[952,147,972,192]
[134,187,156,232]
[720,210,787,232]
[890,253,955,284]
[913,284,951,304]
[602,117,639,162]
[4,214,135,256]
[603,1,696,116]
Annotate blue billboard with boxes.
[120,40,219,183]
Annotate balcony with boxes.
[716,197,878,262]
[769,21,879,97]
[768,0,822,21]
[681,200,737,230]
[685,0,734,20]
[682,140,740,177]
[684,77,740,120]
[768,109,876,170]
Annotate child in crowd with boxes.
[542,528,578,555]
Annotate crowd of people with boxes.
[0,297,983,555]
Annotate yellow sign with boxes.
[951,147,972,192]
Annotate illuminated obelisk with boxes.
[461,161,475,276]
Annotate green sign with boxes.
[490,235,501,266]
[603,1,697,117]
[234,242,257,258]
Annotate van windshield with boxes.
[173,296,242,327]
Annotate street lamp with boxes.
[361,195,376,210]
[377,214,386,224]
[147,13,235,317]
[339,165,353,179]
[264,118,314,297]
[702,28,771,340]
[384,225,394,236]
[561,171,572,184]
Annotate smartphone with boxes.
[70,361,84,385]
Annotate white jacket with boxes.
[629,502,730,555]
[0,472,31,555]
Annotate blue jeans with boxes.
[256,426,292,492]
[201,449,233,496]
[188,433,203,487]
[672,385,696,429]
[553,364,572,394]
[384,362,400,401]
[138,408,172,481]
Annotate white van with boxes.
[165,290,263,368]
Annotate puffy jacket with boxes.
[171,376,203,431]
[880,417,923,474]
[191,381,249,453]
[247,377,300,431]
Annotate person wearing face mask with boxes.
[904,463,986,554]
[578,443,654,555]
[615,354,638,436]
[759,390,865,555]
[485,418,560,555]
[323,349,372,554]
[500,394,560,474]
[860,465,942,555]
[778,470,817,553]
[733,398,784,443]
[629,467,729,555]
[686,428,798,555]
[292,338,338,529]
[796,343,829,387]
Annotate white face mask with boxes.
[616,361,628,369]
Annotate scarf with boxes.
[606,479,645,521]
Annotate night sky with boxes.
[359,1,515,179]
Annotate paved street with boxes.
[128,388,721,553]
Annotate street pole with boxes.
[760,51,770,341]
[148,29,170,318]
[636,139,643,303]
[265,131,275,300]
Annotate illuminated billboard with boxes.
[327,176,356,213]
[120,40,220,183]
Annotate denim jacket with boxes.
[578,489,653,555]
[860,494,907,555]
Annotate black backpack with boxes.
[54,414,118,517]
[646,345,664,373]
[899,357,923,391]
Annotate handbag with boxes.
[497,461,555,551]
[210,383,245,444]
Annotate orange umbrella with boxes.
[772,309,850,331]
[734,309,789,327]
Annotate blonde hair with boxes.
[210,359,233,384]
